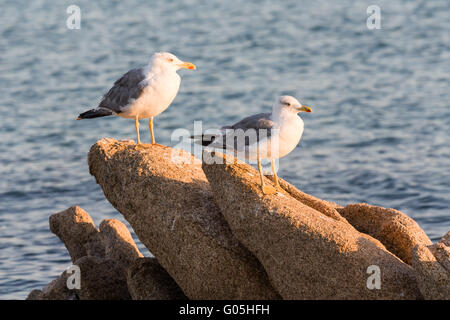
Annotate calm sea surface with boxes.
[0,0,449,299]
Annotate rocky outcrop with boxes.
[26,271,75,300]
[88,138,280,300]
[28,206,186,300]
[127,257,187,300]
[99,219,143,267]
[48,207,133,299]
[202,151,422,300]
[49,206,105,261]
[337,204,432,264]
[29,139,446,300]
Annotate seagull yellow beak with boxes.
[178,61,196,70]
[298,105,312,113]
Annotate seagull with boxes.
[77,52,196,145]
[194,96,311,194]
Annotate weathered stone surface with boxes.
[26,289,45,300]
[127,257,187,300]
[74,256,131,300]
[439,232,450,247]
[88,139,280,300]
[412,244,450,300]
[49,206,105,262]
[203,151,422,300]
[274,176,347,223]
[428,243,450,272]
[29,205,189,300]
[40,272,75,300]
[273,178,388,250]
[337,203,432,264]
[26,270,76,300]
[99,219,143,266]
[31,209,143,300]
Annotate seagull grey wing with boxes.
[219,113,275,150]
[228,112,273,132]
[97,68,147,114]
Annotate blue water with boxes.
[0,0,449,299]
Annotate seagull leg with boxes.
[135,115,141,145]
[258,152,276,195]
[148,117,168,148]
[271,159,282,190]
[149,117,156,144]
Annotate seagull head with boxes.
[275,96,312,114]
[150,52,196,73]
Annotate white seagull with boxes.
[195,96,311,194]
[77,52,196,145]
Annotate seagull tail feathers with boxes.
[77,108,113,120]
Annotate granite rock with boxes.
[337,203,432,264]
[202,151,422,299]
[88,138,280,299]
[127,257,188,300]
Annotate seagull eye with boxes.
[285,102,291,106]
[168,58,174,62]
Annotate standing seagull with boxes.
[77,52,196,145]
[195,96,311,194]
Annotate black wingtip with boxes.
[77,108,113,119]
[190,134,218,147]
